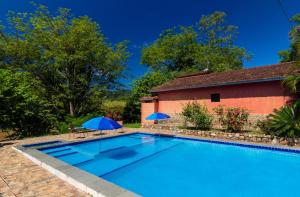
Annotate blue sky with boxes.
[0,0,300,85]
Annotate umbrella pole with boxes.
[158,120,161,137]
[99,130,102,153]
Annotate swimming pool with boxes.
[39,133,300,197]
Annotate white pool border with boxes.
[13,136,140,197]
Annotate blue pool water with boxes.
[40,133,300,196]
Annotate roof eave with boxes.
[151,77,285,93]
[140,96,159,101]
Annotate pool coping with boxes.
[13,132,141,197]
[13,131,300,197]
[172,133,300,153]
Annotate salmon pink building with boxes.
[141,62,299,126]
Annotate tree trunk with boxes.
[69,102,75,117]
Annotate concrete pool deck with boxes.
[0,129,139,197]
[1,128,300,197]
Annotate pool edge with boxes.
[143,131,300,153]
[13,145,140,197]
[13,131,300,197]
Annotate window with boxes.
[211,93,220,102]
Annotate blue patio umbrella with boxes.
[145,112,170,121]
[82,116,122,152]
[145,113,170,134]
[82,116,122,131]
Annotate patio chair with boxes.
[69,124,87,138]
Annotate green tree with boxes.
[0,4,129,117]
[141,11,249,73]
[123,71,172,123]
[131,71,173,100]
[142,27,199,72]
[129,12,249,123]
[196,12,249,72]
[0,69,56,137]
[279,14,300,62]
[280,13,300,92]
[102,100,126,121]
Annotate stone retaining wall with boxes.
[142,124,299,146]
[178,130,299,146]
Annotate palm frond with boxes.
[269,102,300,139]
[282,75,300,92]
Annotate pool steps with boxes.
[22,140,65,149]
[43,147,72,154]
[49,149,76,157]
[67,143,155,167]
[53,151,78,158]
[46,136,158,165]
[75,138,183,177]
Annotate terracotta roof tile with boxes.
[151,62,300,93]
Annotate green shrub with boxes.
[123,123,141,128]
[102,100,126,121]
[214,105,249,132]
[123,99,141,123]
[256,119,273,135]
[181,102,213,130]
[56,114,98,133]
[0,69,57,137]
[56,121,69,134]
[65,114,97,127]
[267,102,300,145]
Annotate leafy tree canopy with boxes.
[141,11,250,73]
[102,100,126,121]
[0,69,56,136]
[281,13,300,93]
[131,71,173,99]
[127,12,249,123]
[0,4,129,117]
[279,13,300,62]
